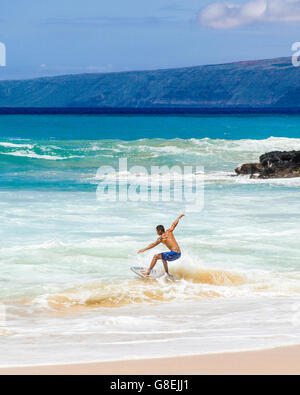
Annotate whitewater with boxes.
[1,114,300,366]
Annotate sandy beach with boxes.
[0,345,299,375]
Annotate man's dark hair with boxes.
[156,225,165,233]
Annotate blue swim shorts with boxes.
[161,251,181,262]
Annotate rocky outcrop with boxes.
[235,150,300,178]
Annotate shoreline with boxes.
[1,345,300,375]
[2,107,300,115]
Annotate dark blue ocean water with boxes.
[1,114,300,140]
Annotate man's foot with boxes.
[165,273,174,279]
[141,270,151,276]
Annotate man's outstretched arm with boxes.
[168,214,185,232]
[138,239,161,254]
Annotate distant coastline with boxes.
[2,107,300,115]
[0,57,299,109]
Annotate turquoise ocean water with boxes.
[1,114,300,366]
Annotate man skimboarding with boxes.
[138,215,185,277]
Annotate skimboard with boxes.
[130,266,164,279]
[130,266,176,280]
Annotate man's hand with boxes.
[138,239,161,254]
[179,214,185,219]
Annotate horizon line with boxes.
[0,106,300,115]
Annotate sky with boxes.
[0,0,300,80]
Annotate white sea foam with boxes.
[0,142,34,149]
[0,151,80,160]
[2,135,300,365]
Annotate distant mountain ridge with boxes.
[0,57,300,108]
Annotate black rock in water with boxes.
[260,150,300,168]
[235,150,300,178]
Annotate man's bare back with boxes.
[138,215,185,276]
[159,230,181,253]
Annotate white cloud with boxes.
[198,0,300,28]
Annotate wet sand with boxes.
[0,345,299,375]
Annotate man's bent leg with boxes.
[146,254,162,276]
[162,259,169,274]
